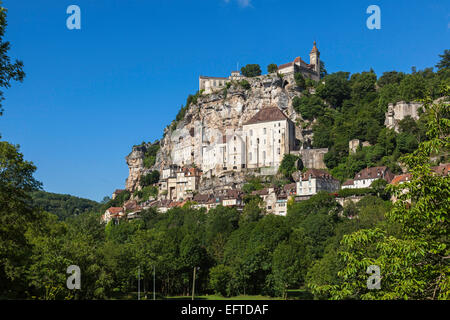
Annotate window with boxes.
[249,152,252,161]
[250,129,253,136]
[263,128,266,134]
[277,148,280,154]
[263,151,266,160]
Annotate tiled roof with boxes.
[390,173,412,185]
[301,169,337,181]
[244,107,289,125]
[353,166,392,182]
[283,183,297,193]
[278,62,294,70]
[193,193,211,203]
[431,163,450,176]
[342,179,354,186]
[107,207,123,214]
[310,41,319,54]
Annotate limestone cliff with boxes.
[125,73,313,192]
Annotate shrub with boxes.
[239,79,251,90]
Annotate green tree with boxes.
[271,228,312,298]
[316,72,351,108]
[278,154,300,179]
[435,49,450,71]
[140,170,160,187]
[0,5,25,116]
[241,64,261,77]
[209,264,233,296]
[267,64,278,74]
[0,141,42,298]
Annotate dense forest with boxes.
[0,4,448,300]
[30,191,100,221]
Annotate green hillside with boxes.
[30,190,100,220]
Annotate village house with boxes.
[251,187,277,213]
[102,207,125,224]
[296,169,340,197]
[341,166,394,189]
[273,184,295,216]
[389,173,413,203]
[220,189,244,208]
[158,165,202,201]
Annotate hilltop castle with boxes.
[199,41,321,94]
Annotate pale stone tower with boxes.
[309,41,320,75]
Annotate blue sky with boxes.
[0,0,448,201]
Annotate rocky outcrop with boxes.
[125,73,317,192]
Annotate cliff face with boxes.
[125,73,308,192]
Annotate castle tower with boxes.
[309,41,320,75]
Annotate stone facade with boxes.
[385,101,422,132]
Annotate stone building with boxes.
[277,41,320,81]
[296,169,340,196]
[199,71,244,94]
[158,166,202,201]
[243,107,296,169]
